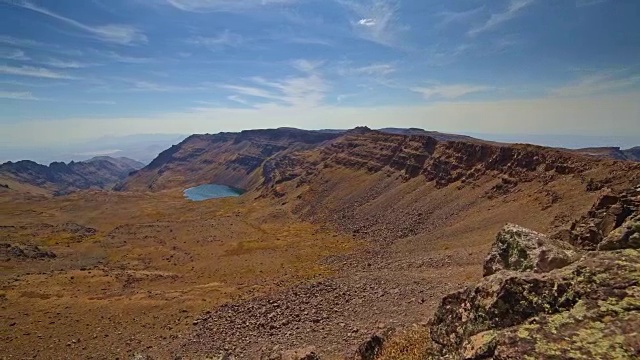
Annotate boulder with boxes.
[353,334,386,360]
[483,224,579,276]
[598,215,640,250]
[430,248,640,359]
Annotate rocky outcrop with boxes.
[0,243,56,260]
[431,249,640,359]
[483,224,580,276]
[0,156,143,195]
[553,186,640,250]
[598,214,640,250]
[427,185,640,360]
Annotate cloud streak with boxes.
[165,0,296,12]
[550,71,640,97]
[9,1,147,45]
[220,61,329,108]
[0,65,77,79]
[187,31,244,49]
[0,49,30,61]
[468,0,535,36]
[411,84,493,100]
[0,91,39,101]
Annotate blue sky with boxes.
[0,0,639,147]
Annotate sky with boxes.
[0,0,639,148]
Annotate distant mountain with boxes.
[0,134,187,165]
[0,156,144,195]
[378,127,492,143]
[573,146,640,162]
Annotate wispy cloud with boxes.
[550,71,640,97]
[0,49,30,61]
[576,0,607,7]
[99,51,153,64]
[290,59,325,72]
[0,64,77,79]
[104,78,210,92]
[187,30,243,49]
[437,6,484,28]
[165,0,296,12]
[9,1,147,45]
[0,91,40,101]
[338,0,405,47]
[411,84,493,100]
[339,63,396,76]
[0,35,81,56]
[468,0,535,37]
[40,58,98,69]
[220,61,329,108]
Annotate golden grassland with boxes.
[0,189,357,359]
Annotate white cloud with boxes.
[0,65,76,79]
[188,31,243,49]
[165,0,296,12]
[0,49,30,61]
[0,91,39,101]
[221,66,329,108]
[339,0,405,47]
[10,1,147,45]
[468,0,535,37]
[358,18,376,26]
[550,71,640,97]
[411,84,493,100]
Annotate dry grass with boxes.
[377,325,434,360]
[0,189,357,359]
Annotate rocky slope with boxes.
[135,128,640,358]
[117,128,341,192]
[425,185,640,360]
[0,156,143,195]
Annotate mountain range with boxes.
[0,156,144,195]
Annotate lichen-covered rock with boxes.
[598,215,640,250]
[429,249,640,359]
[353,333,388,360]
[483,224,579,276]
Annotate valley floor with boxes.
[0,173,601,359]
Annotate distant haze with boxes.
[0,130,637,166]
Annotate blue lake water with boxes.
[184,184,244,201]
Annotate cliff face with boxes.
[0,156,143,195]
[118,128,342,192]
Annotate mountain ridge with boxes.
[0,156,144,195]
